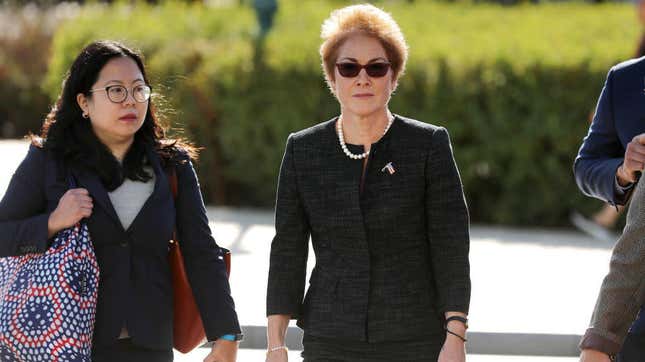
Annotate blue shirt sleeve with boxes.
[574,67,630,205]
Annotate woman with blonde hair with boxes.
[266,4,471,362]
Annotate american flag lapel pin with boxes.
[381,162,396,175]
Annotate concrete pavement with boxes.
[176,349,581,362]
[0,140,615,359]
[206,208,610,357]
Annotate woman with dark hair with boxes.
[0,40,241,362]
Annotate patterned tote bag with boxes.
[0,178,99,362]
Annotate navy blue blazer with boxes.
[0,144,240,350]
[573,57,645,334]
[574,56,645,206]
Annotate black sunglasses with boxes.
[335,62,391,78]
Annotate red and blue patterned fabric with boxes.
[0,222,99,362]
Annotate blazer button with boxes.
[120,241,128,247]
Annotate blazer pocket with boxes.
[305,268,339,313]
[310,268,339,296]
[152,278,173,297]
[405,277,430,295]
[146,262,172,296]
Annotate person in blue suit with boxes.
[574,56,645,361]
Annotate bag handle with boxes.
[166,167,179,245]
[167,166,179,200]
[67,174,78,190]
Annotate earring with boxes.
[82,112,89,119]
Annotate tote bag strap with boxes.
[166,166,179,242]
[164,166,231,275]
[67,174,78,190]
[167,166,179,200]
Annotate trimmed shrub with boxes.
[0,3,79,138]
[45,1,639,225]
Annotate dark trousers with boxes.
[301,334,445,362]
[92,338,173,362]
[616,333,645,362]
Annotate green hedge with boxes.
[45,0,639,225]
[0,4,78,138]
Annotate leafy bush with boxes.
[45,0,639,225]
[0,3,79,138]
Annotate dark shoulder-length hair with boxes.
[31,40,197,191]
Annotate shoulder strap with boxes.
[166,166,179,244]
[167,166,178,200]
[67,174,78,190]
[165,164,231,275]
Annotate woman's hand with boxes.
[580,349,611,362]
[48,188,93,237]
[203,339,238,362]
[266,315,290,362]
[265,348,288,362]
[440,312,467,362]
[438,333,466,362]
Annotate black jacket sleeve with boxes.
[174,152,241,340]
[573,68,630,206]
[426,127,471,315]
[0,145,52,257]
[266,134,310,319]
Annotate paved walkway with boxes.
[0,140,614,359]
[205,208,609,357]
[176,349,580,362]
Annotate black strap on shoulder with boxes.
[67,174,78,190]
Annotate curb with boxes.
[207,326,582,357]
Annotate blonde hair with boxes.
[319,4,408,89]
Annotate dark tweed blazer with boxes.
[266,115,471,342]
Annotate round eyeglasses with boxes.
[89,84,152,103]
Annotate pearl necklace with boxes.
[336,115,395,160]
